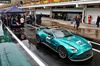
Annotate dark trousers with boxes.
[21,23,24,27]
[97,22,99,27]
[76,23,80,30]
[83,19,85,23]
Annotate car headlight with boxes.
[88,41,92,46]
[69,46,78,52]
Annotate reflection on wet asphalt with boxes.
[9,24,100,66]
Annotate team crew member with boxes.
[96,16,100,27]
[75,16,80,30]
[88,15,91,24]
[20,16,24,27]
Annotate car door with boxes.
[48,37,58,50]
[44,30,57,50]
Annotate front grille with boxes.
[77,50,92,58]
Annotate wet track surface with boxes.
[6,24,100,66]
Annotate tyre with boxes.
[36,34,41,44]
[58,46,68,59]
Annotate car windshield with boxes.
[52,29,73,39]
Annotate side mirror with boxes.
[48,35,54,39]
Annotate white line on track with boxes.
[92,48,100,53]
[6,26,47,66]
[28,24,38,29]
[27,24,41,30]
[89,41,100,46]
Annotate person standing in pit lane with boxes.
[32,14,35,24]
[83,14,85,23]
[88,15,92,24]
[20,16,24,28]
[29,15,32,24]
[75,16,80,30]
[74,15,77,28]
[96,16,100,27]
[17,14,21,24]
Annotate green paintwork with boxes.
[0,28,31,66]
[37,28,93,61]
[0,29,12,43]
[0,43,31,66]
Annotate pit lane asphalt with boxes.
[7,24,100,66]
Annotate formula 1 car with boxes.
[36,27,93,61]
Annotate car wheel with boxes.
[58,46,68,59]
[36,34,41,44]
